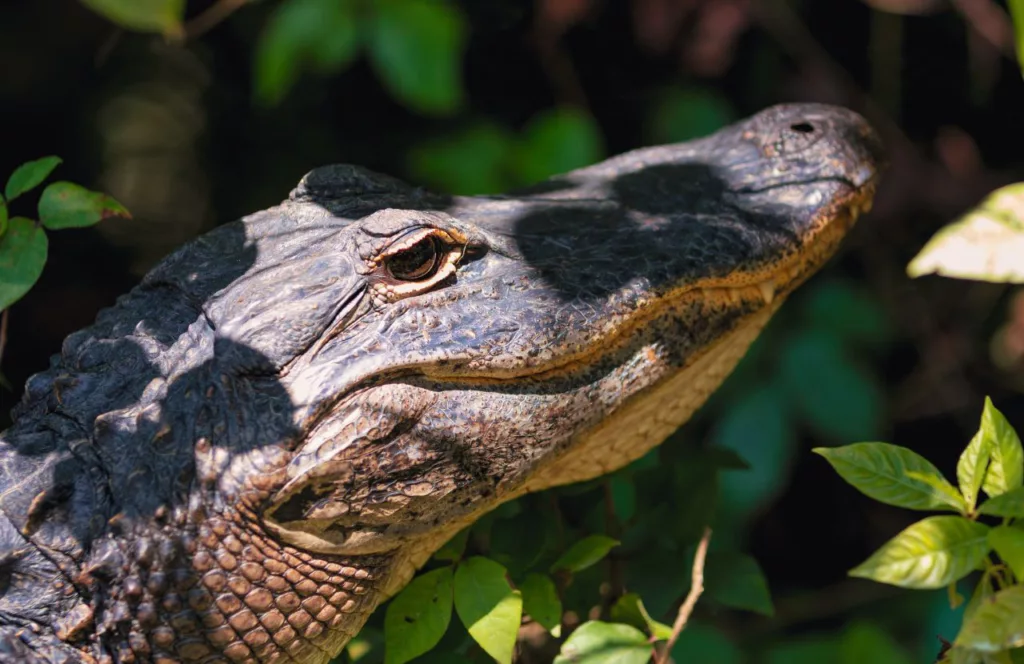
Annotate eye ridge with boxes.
[386,235,442,281]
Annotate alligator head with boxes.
[0,104,882,662]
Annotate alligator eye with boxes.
[386,235,442,281]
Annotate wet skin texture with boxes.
[0,104,883,663]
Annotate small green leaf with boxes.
[554,621,653,664]
[254,0,360,106]
[5,156,62,202]
[814,443,966,513]
[80,0,184,35]
[366,0,465,115]
[550,535,619,574]
[849,516,990,589]
[979,397,1024,497]
[705,552,774,616]
[960,428,993,513]
[512,108,604,185]
[908,182,1024,283]
[408,124,515,195]
[610,475,637,522]
[956,586,1024,652]
[989,526,1024,580]
[839,622,913,664]
[0,217,48,311]
[38,182,130,230]
[519,573,562,632]
[453,557,522,664]
[979,486,1024,518]
[383,567,454,664]
[609,593,671,640]
[647,87,733,144]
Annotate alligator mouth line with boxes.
[419,180,877,387]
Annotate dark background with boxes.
[2,0,1024,661]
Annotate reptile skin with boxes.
[0,104,883,663]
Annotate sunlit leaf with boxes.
[1006,0,1024,80]
[254,0,360,106]
[705,552,774,616]
[989,526,1024,580]
[37,182,130,230]
[956,586,1024,652]
[550,535,619,574]
[780,330,883,441]
[513,108,604,185]
[80,0,184,34]
[960,428,993,513]
[609,593,671,640]
[814,443,965,513]
[840,622,913,664]
[979,487,1024,518]
[978,397,1024,498]
[554,621,653,664]
[0,217,48,311]
[849,516,990,589]
[366,0,465,115]
[383,567,453,664]
[908,183,1024,283]
[453,557,522,664]
[5,156,61,202]
[520,573,561,632]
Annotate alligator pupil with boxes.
[388,236,441,281]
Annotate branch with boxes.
[656,526,712,664]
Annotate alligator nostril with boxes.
[790,122,815,133]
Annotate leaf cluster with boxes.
[817,398,1024,663]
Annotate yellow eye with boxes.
[385,235,442,281]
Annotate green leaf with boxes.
[37,182,130,230]
[609,593,671,640]
[849,516,990,589]
[0,217,48,311]
[802,279,892,348]
[366,0,465,115]
[960,428,993,513]
[1011,0,1024,79]
[908,182,1024,283]
[647,87,733,144]
[979,487,1024,518]
[780,330,883,441]
[0,197,7,237]
[408,124,515,195]
[550,535,619,574]
[814,443,966,513]
[254,0,360,106]
[80,0,184,35]
[705,552,774,616]
[513,108,604,185]
[519,573,562,632]
[839,622,913,664]
[5,157,62,202]
[669,623,742,664]
[766,638,841,664]
[610,475,637,522]
[956,586,1024,652]
[383,567,454,664]
[554,621,653,664]
[989,526,1024,580]
[453,557,522,664]
[978,397,1024,497]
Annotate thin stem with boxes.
[655,527,712,664]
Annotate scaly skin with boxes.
[0,104,883,663]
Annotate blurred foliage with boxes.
[819,399,1024,662]
[8,0,1024,663]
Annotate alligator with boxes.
[0,103,883,663]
